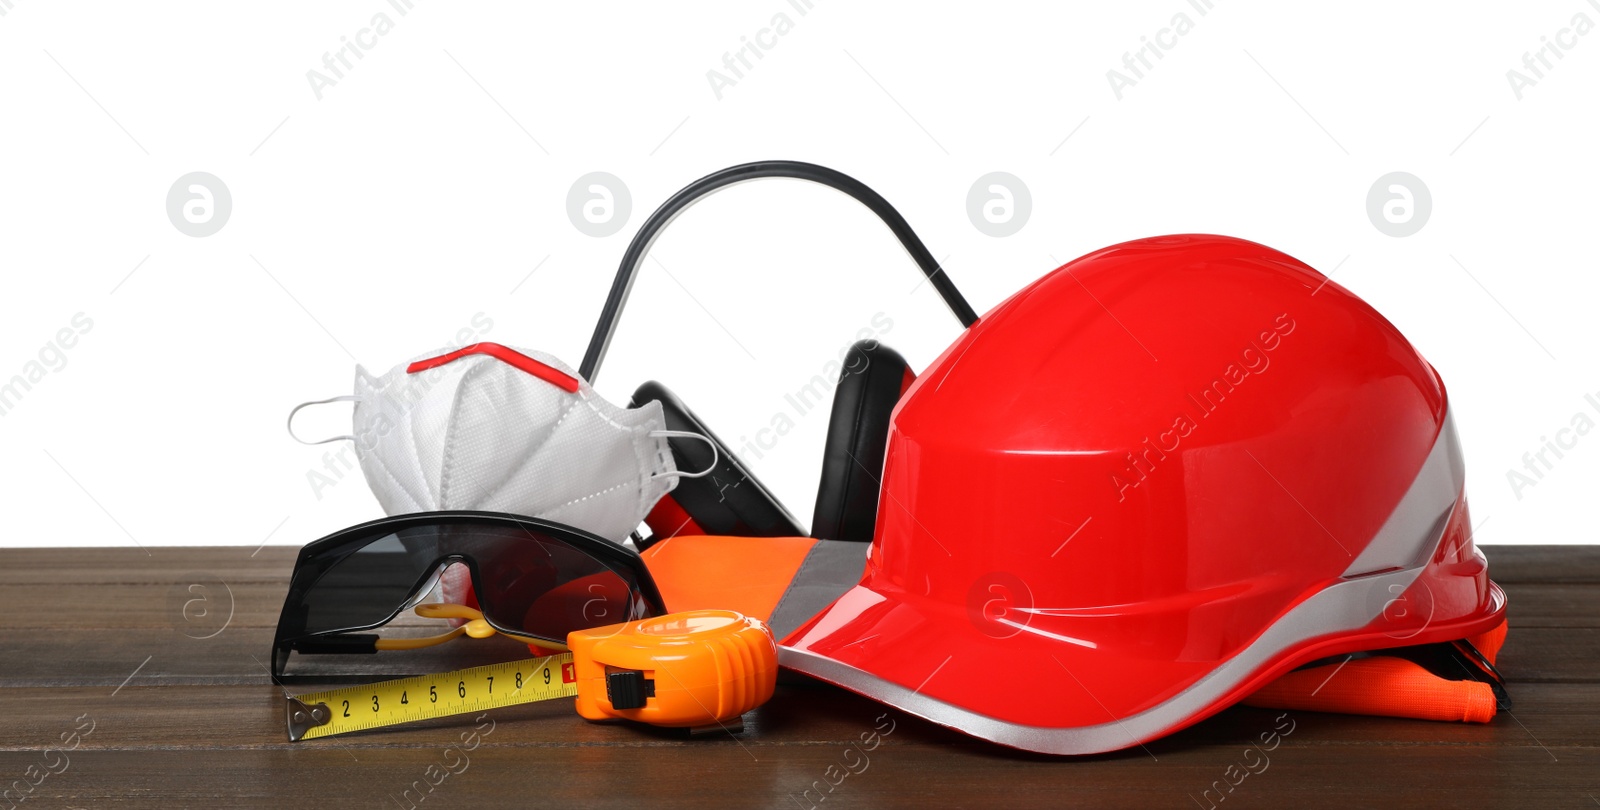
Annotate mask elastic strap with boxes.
[649,430,719,480]
[286,395,361,445]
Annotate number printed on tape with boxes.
[290,652,578,740]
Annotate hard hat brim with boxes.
[780,575,1506,755]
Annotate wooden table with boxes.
[1,545,1594,808]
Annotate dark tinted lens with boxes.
[454,530,641,638]
[290,527,449,636]
[282,519,645,643]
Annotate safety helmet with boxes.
[780,234,1506,755]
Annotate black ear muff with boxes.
[630,381,806,542]
[810,341,915,542]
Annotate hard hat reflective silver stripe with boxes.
[1344,409,1464,577]
[780,408,1466,755]
[770,539,871,642]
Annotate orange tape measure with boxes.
[286,610,777,741]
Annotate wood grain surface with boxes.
[0,545,1594,809]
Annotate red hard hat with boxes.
[781,234,1506,755]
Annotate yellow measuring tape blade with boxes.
[287,652,578,741]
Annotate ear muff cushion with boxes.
[630,381,806,538]
[811,341,914,542]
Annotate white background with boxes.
[1,1,1595,549]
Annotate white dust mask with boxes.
[288,343,714,545]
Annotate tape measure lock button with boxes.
[604,670,655,710]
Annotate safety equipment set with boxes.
[277,161,1509,754]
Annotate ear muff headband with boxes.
[579,160,979,384]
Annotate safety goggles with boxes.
[271,511,667,680]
